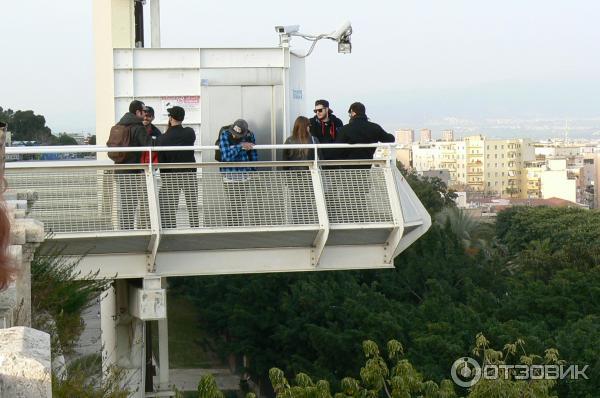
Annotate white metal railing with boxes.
[5,144,400,230]
[4,144,431,269]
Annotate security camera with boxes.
[328,21,352,41]
[275,25,300,34]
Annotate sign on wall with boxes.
[160,96,201,115]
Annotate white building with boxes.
[540,159,577,203]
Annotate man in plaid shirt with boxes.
[218,119,258,174]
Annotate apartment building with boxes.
[522,158,577,203]
[484,138,535,196]
[412,135,534,197]
[419,128,432,143]
[441,129,454,141]
[396,129,414,146]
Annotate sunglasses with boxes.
[314,108,326,113]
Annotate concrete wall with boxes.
[0,327,52,398]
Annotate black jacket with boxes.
[143,124,162,146]
[335,115,395,165]
[309,113,344,160]
[157,124,196,170]
[116,112,147,164]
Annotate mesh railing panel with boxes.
[5,167,397,234]
[157,170,319,229]
[6,171,150,233]
[321,168,394,224]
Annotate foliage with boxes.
[0,106,81,145]
[52,354,129,398]
[268,339,457,398]
[56,132,78,145]
[172,181,600,397]
[398,162,457,216]
[31,242,113,356]
[88,135,97,145]
[0,106,53,143]
[196,337,561,398]
[434,207,495,256]
[467,334,559,398]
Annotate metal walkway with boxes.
[5,145,431,279]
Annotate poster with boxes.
[160,96,200,115]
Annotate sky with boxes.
[1,0,600,136]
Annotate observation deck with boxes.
[5,144,431,280]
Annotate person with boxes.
[332,102,396,218]
[335,102,395,168]
[217,119,258,226]
[218,119,258,174]
[283,116,323,168]
[140,106,162,165]
[283,116,323,224]
[131,106,162,229]
[308,99,343,160]
[157,106,199,228]
[113,100,150,230]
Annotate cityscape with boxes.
[1,1,600,398]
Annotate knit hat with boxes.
[232,119,249,134]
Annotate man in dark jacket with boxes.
[114,100,149,230]
[334,102,396,216]
[140,106,162,164]
[115,100,148,164]
[309,99,344,160]
[157,106,199,228]
[335,102,395,167]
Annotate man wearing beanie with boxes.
[216,118,258,226]
[335,101,395,168]
[157,106,199,228]
[309,99,344,160]
[218,118,258,173]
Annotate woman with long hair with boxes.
[283,116,322,167]
[0,121,15,290]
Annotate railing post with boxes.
[382,166,405,264]
[309,163,329,267]
[145,167,161,273]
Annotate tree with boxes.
[88,135,96,145]
[399,163,457,216]
[56,133,78,145]
[193,336,561,398]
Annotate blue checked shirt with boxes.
[219,130,258,174]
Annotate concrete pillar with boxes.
[157,277,170,390]
[93,0,135,155]
[150,0,161,48]
[100,283,117,376]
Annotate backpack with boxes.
[106,124,132,163]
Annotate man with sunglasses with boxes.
[309,99,344,160]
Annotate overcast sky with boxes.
[1,0,599,134]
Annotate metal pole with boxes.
[134,0,144,48]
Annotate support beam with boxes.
[309,167,329,266]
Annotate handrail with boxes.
[5,143,396,154]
